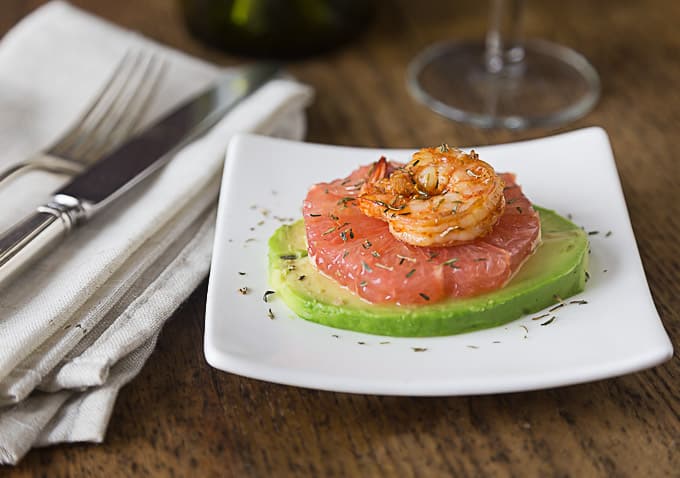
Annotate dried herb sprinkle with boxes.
[548,303,565,312]
[337,197,356,206]
[397,254,416,263]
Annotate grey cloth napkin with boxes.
[0,1,313,465]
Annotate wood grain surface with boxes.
[4,0,679,476]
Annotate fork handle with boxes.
[0,195,85,287]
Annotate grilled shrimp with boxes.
[358,146,505,247]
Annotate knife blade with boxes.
[0,63,279,286]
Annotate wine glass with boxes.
[407,0,600,129]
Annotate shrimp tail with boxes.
[367,156,389,183]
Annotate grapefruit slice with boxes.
[303,163,541,305]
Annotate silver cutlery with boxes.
[0,50,164,188]
[0,62,279,286]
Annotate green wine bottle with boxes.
[180,0,374,59]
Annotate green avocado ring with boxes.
[268,207,588,337]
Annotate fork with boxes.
[0,50,165,188]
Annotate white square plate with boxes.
[205,128,673,395]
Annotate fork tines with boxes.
[49,50,166,164]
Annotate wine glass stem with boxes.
[485,0,526,73]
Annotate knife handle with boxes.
[0,195,85,287]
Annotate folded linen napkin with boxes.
[0,1,313,465]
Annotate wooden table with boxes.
[5,1,679,476]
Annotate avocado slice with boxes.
[268,207,588,337]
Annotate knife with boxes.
[0,63,279,286]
